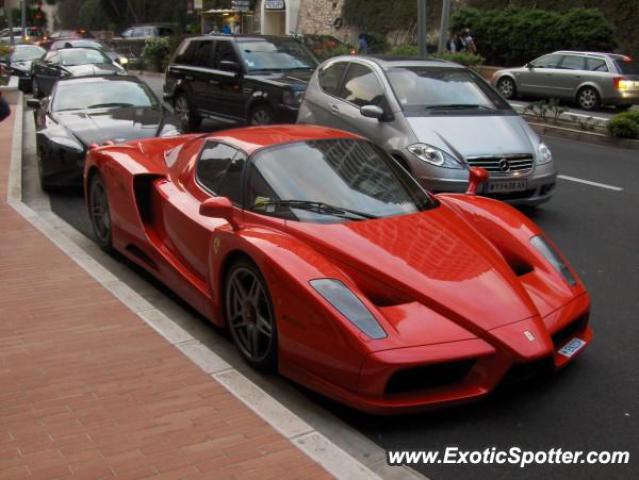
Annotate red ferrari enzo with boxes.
[84,125,592,414]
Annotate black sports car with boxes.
[31,47,126,98]
[28,75,181,190]
[0,44,46,92]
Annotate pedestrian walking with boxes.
[358,33,369,54]
[446,31,460,53]
[460,27,478,55]
[0,92,10,123]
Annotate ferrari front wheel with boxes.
[225,259,277,371]
[88,172,113,252]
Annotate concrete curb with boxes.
[528,121,639,150]
[8,95,426,480]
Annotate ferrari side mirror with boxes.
[199,197,239,230]
[466,167,489,195]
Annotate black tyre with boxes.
[576,86,600,111]
[174,93,201,132]
[225,259,278,371]
[249,104,274,125]
[32,77,42,98]
[36,148,53,192]
[88,172,113,252]
[497,77,516,100]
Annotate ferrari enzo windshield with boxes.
[249,138,435,222]
[53,80,158,111]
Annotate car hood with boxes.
[10,60,32,72]
[286,204,539,333]
[62,63,123,77]
[406,114,535,158]
[245,69,314,89]
[56,106,167,147]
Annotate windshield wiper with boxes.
[258,200,379,220]
[87,102,135,109]
[425,104,495,111]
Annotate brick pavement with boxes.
[0,103,332,479]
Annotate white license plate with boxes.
[558,337,586,358]
[488,180,527,193]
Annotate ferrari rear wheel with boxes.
[225,260,277,371]
[88,172,113,252]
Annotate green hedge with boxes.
[608,111,639,139]
[451,7,616,66]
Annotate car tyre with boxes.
[88,172,114,252]
[497,77,516,100]
[225,258,278,372]
[32,77,42,98]
[174,93,201,132]
[249,103,274,125]
[576,86,600,111]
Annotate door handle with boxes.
[330,104,340,112]
[185,75,193,81]
[209,79,219,85]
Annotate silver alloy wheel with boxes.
[578,87,598,110]
[250,106,272,125]
[89,175,111,247]
[498,78,515,99]
[174,95,191,128]
[226,266,274,363]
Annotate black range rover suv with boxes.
[164,35,318,130]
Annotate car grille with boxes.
[465,154,534,176]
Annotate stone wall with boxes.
[296,0,358,43]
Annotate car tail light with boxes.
[613,76,632,91]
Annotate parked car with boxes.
[164,34,318,130]
[121,23,176,39]
[83,124,592,414]
[298,56,556,206]
[40,29,94,50]
[31,47,126,98]
[0,27,46,45]
[28,75,180,190]
[492,51,639,111]
[297,34,356,61]
[49,39,129,66]
[0,44,46,92]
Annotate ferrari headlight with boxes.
[537,142,553,165]
[530,235,576,286]
[310,279,386,339]
[407,143,462,169]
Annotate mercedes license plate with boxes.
[488,180,527,193]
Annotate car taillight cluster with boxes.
[613,76,631,91]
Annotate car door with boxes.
[187,39,217,114]
[209,39,245,121]
[554,54,587,98]
[302,60,348,126]
[36,52,62,95]
[517,53,563,97]
[328,62,399,142]
[160,142,247,282]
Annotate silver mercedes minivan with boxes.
[298,56,557,206]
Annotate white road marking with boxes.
[558,174,624,191]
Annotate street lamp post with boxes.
[418,0,427,57]
[21,0,27,32]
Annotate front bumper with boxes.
[316,295,592,414]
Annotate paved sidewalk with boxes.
[0,105,331,479]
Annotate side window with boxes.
[196,143,246,205]
[213,40,239,69]
[192,41,215,68]
[318,62,347,96]
[530,54,561,68]
[560,55,585,70]
[45,52,59,65]
[586,57,608,72]
[340,63,387,108]
[121,29,133,38]
[174,40,196,64]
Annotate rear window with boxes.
[614,58,639,75]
